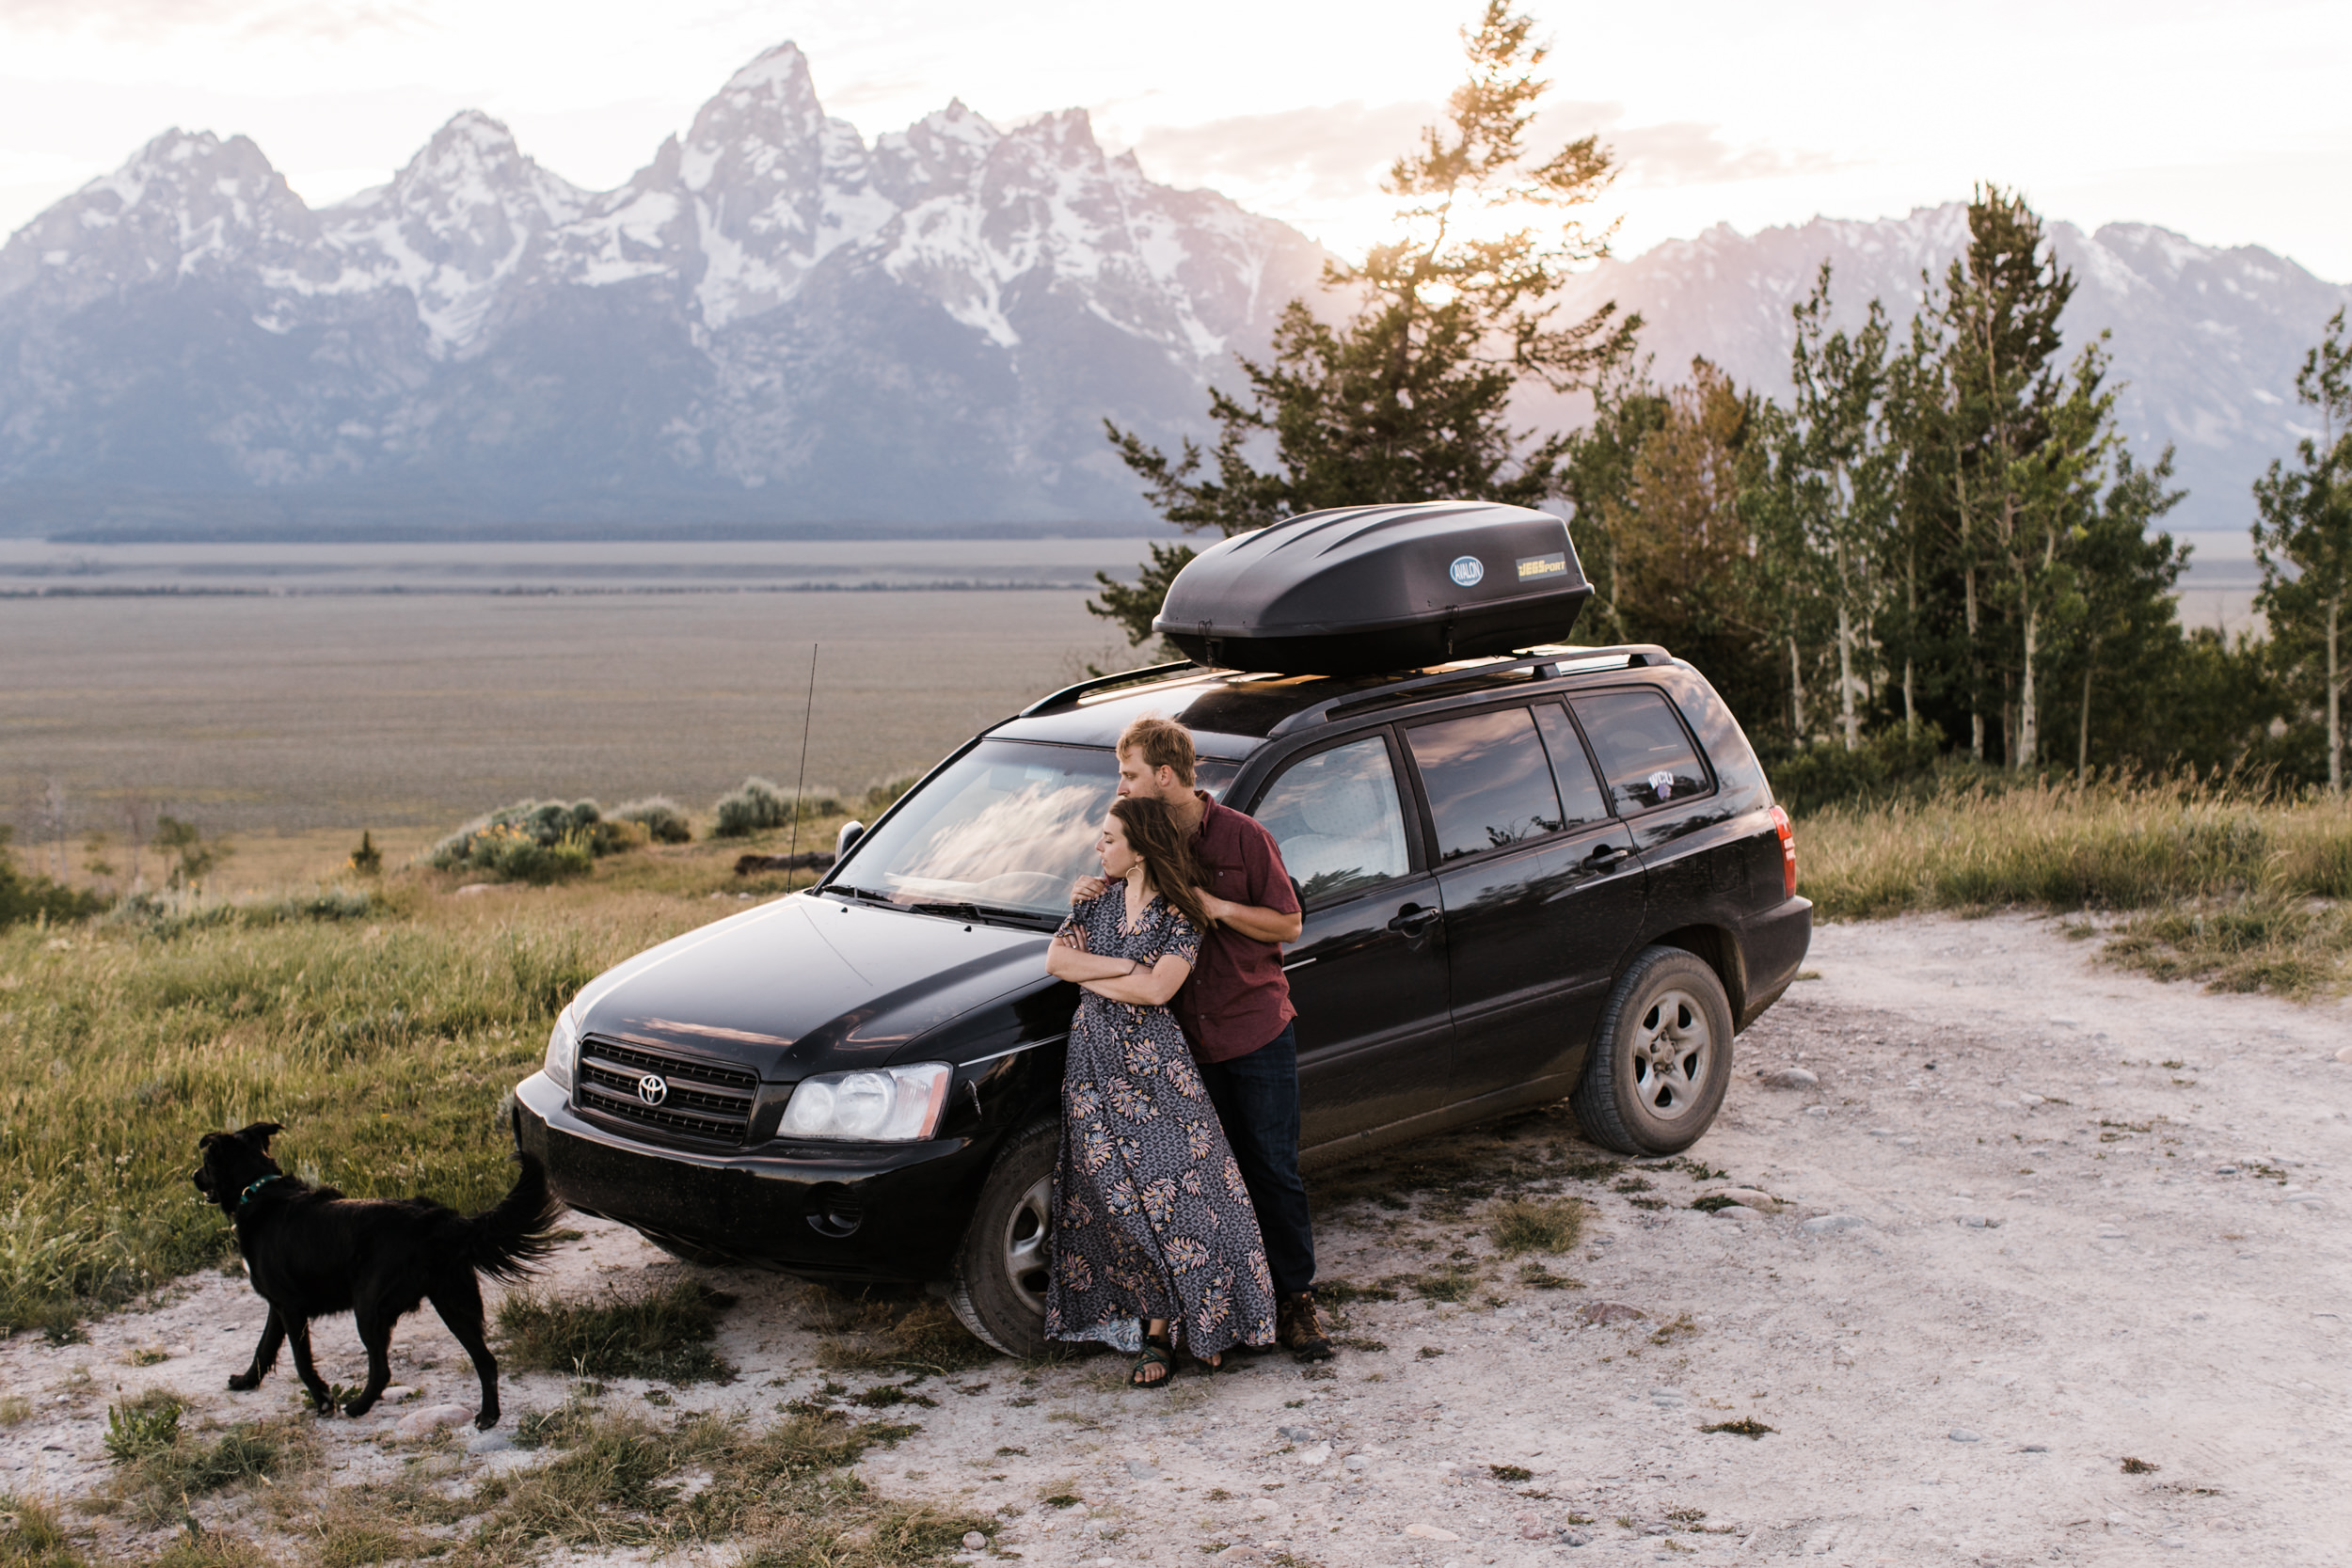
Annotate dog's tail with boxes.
[458,1151,566,1283]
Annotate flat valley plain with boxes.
[2,577,1131,847]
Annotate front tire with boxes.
[946,1117,1058,1358]
[1571,946,1734,1156]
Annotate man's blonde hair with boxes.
[1117,716,1197,788]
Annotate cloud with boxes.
[1125,98,1836,203]
[1609,121,1847,188]
[0,0,421,43]
[1128,101,1435,200]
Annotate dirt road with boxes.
[7,911,2348,1566]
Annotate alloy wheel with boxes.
[1631,987,1713,1122]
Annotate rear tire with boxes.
[946,1117,1058,1358]
[1571,946,1734,1156]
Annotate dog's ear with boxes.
[197,1132,223,1151]
[233,1121,285,1150]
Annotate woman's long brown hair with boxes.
[1108,796,1213,936]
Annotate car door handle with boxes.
[1388,903,1441,935]
[1585,843,1634,871]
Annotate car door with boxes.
[1401,702,1646,1109]
[1248,730,1454,1145]
[1568,686,1736,940]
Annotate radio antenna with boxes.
[787,642,818,886]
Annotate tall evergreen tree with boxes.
[1090,1,1635,647]
[2044,447,2190,778]
[2251,308,2352,796]
[1903,185,2112,768]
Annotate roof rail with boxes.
[1264,644,1673,737]
[1017,659,1205,717]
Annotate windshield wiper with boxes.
[907,900,1063,932]
[822,884,895,905]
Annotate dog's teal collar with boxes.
[237,1175,287,1210]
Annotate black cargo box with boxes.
[1153,500,1591,676]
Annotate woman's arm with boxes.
[1077,954,1193,1007]
[1045,941,1136,983]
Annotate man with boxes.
[1066,715,1331,1361]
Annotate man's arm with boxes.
[1203,813,1303,944]
[1198,892,1301,944]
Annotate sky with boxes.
[1,0,2346,281]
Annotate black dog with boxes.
[191,1121,563,1429]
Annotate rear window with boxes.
[1405,706,1565,863]
[1570,689,1709,813]
[1533,705,1613,827]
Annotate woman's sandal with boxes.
[1129,1333,1176,1389]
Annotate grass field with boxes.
[0,827,844,1334]
[0,589,1124,851]
[1799,776,2352,996]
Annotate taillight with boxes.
[1770,804,1797,896]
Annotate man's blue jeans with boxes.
[1198,1022,1315,1297]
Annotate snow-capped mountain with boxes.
[0,43,1326,531]
[1549,206,2352,552]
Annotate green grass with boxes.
[0,833,796,1329]
[1799,776,2352,996]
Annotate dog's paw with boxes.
[226,1372,259,1392]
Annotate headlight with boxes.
[543,1006,580,1092]
[779,1062,951,1142]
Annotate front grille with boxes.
[576,1037,759,1145]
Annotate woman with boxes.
[1042,794,1277,1386]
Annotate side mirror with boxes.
[835,820,865,861]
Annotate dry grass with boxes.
[497,1279,739,1384]
[1800,777,2352,996]
[1487,1197,1586,1257]
[0,590,1104,843]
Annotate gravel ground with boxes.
[5,911,2348,1566]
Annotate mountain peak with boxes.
[720,40,815,99]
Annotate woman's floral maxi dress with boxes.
[1044,890,1277,1357]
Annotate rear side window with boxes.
[1255,736,1413,904]
[1533,705,1612,827]
[1570,689,1709,813]
[1406,707,1565,863]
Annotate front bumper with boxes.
[513,1070,994,1284]
[1733,894,1813,1029]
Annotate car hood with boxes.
[571,893,1060,1080]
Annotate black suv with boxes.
[513,627,1810,1357]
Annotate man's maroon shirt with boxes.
[1173,791,1300,1063]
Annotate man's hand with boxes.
[1199,889,1303,945]
[1071,876,1107,904]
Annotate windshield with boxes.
[831,740,1238,919]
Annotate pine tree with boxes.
[1091,1,1635,646]
[1905,185,2111,768]
[2252,308,2352,795]
[2047,447,2190,778]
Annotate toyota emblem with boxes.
[637,1073,670,1107]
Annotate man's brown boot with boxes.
[1279,1291,1333,1361]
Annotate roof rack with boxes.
[1264,644,1672,737]
[1017,659,1206,717]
